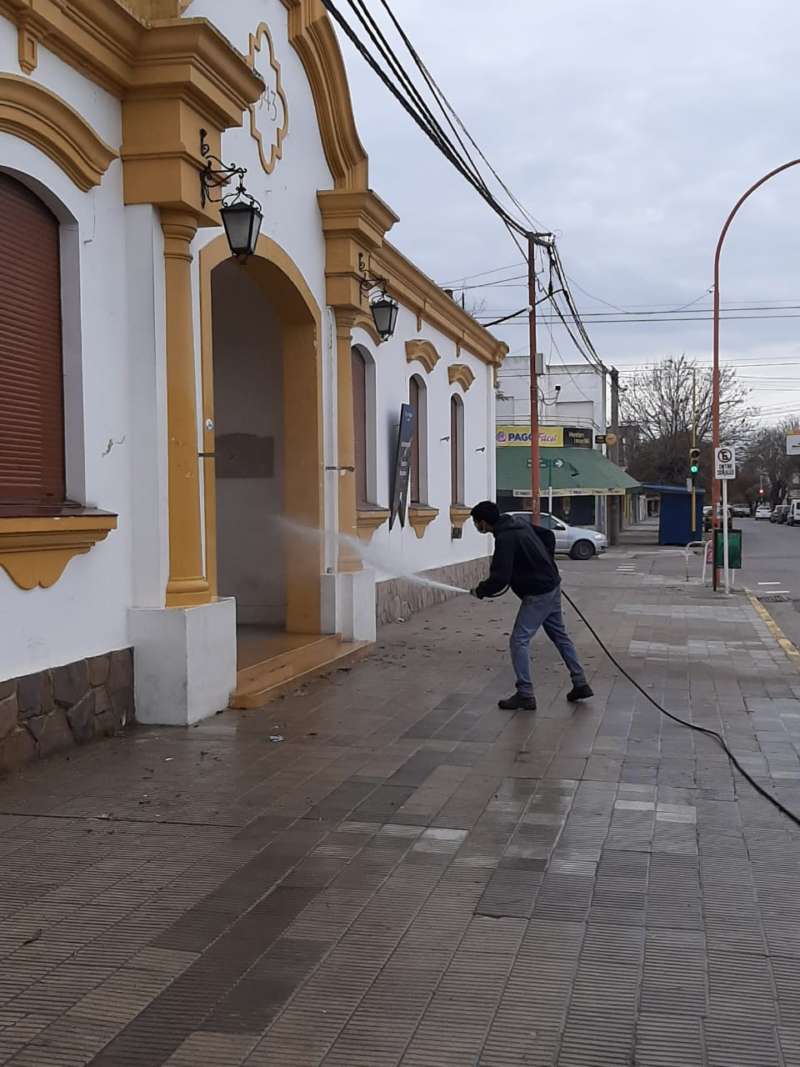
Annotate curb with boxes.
[746,588,800,670]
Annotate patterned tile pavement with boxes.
[1,551,800,1065]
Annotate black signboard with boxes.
[564,426,593,449]
[389,403,416,529]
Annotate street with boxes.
[737,517,800,650]
[0,551,799,1066]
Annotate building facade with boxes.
[0,0,505,762]
[496,357,614,529]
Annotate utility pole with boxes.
[691,367,697,539]
[528,232,541,522]
[609,367,620,545]
[527,231,553,523]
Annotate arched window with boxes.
[409,374,428,505]
[450,394,464,505]
[0,173,65,505]
[351,346,368,506]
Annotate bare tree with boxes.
[619,355,756,487]
[741,418,800,504]
[620,355,756,446]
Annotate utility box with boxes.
[714,528,742,570]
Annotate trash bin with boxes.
[714,528,742,570]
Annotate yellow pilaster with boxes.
[334,309,361,572]
[161,209,210,607]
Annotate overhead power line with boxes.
[323,0,609,378]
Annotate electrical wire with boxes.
[375,0,548,234]
[320,0,527,236]
[560,589,800,829]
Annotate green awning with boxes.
[497,446,640,498]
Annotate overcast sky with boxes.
[336,0,800,426]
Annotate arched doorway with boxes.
[200,235,324,670]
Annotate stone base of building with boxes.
[0,650,134,776]
[376,556,491,627]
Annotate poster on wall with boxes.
[389,403,416,529]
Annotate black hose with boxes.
[560,589,800,830]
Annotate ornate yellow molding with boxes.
[16,13,37,74]
[0,514,117,590]
[448,363,476,392]
[247,22,289,175]
[281,0,368,190]
[405,339,440,374]
[357,507,390,541]
[317,188,398,313]
[450,505,472,531]
[374,243,508,369]
[0,74,116,191]
[408,505,438,539]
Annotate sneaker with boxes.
[498,693,536,711]
[567,683,593,702]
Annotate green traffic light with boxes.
[690,464,699,475]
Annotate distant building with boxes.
[495,358,633,531]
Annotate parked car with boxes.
[755,504,772,521]
[770,504,789,524]
[509,512,608,560]
[788,501,800,526]
[731,504,750,518]
[703,505,732,532]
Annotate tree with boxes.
[620,355,756,487]
[740,418,800,505]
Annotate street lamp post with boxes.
[711,158,800,590]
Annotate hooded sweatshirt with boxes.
[476,514,560,599]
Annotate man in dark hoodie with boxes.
[470,501,593,711]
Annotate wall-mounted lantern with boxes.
[199,129,263,259]
[358,253,399,341]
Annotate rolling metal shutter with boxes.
[0,173,65,504]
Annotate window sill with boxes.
[356,506,390,542]
[0,510,118,590]
[408,504,439,539]
[449,505,472,530]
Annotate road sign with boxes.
[787,434,800,456]
[715,446,736,480]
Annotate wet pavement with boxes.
[1,551,800,1065]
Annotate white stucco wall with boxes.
[0,28,134,679]
[0,1,501,685]
[354,307,495,580]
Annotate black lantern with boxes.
[199,129,263,259]
[370,290,399,341]
[220,200,263,258]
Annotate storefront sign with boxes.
[496,425,563,447]
[389,404,416,529]
[512,487,625,498]
[563,427,593,449]
[496,425,593,448]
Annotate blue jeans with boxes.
[510,585,586,698]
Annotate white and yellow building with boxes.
[0,0,505,747]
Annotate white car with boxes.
[509,511,608,560]
[755,504,772,520]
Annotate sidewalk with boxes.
[1,551,800,1066]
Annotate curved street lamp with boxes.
[711,158,800,590]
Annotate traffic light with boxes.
[689,448,701,477]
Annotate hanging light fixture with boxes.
[199,129,263,259]
[358,254,398,341]
[369,289,399,341]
